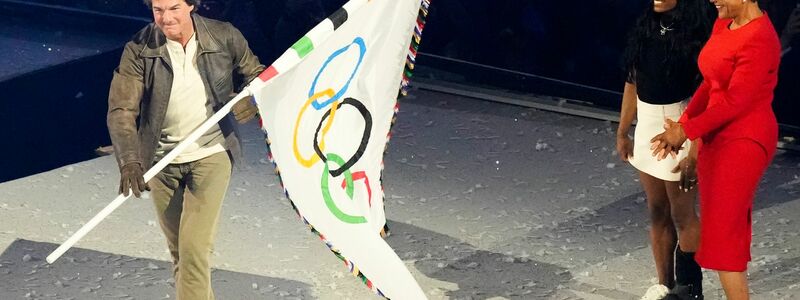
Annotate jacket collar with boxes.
[140,14,222,58]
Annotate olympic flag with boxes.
[248,0,429,298]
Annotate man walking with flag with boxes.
[106,0,263,298]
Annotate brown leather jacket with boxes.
[107,14,264,170]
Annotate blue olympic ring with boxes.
[309,37,366,110]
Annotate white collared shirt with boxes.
[156,33,226,163]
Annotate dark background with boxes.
[1,0,798,182]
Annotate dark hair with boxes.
[143,0,200,9]
[623,0,714,83]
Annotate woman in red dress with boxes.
[650,0,782,298]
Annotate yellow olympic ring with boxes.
[293,89,338,167]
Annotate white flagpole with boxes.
[46,90,254,264]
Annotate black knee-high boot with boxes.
[667,245,703,299]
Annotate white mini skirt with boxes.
[628,98,691,182]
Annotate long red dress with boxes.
[679,14,781,272]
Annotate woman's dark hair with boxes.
[623,0,714,83]
[143,0,200,9]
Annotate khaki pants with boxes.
[150,151,231,300]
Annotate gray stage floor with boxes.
[1,88,799,299]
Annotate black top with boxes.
[630,34,701,105]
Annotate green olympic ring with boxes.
[321,153,367,224]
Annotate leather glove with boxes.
[232,96,259,124]
[119,162,149,198]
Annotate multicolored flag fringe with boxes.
[247,0,431,298]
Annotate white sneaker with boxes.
[641,284,669,300]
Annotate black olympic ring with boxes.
[313,97,372,177]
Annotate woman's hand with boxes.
[616,135,634,162]
[650,119,688,160]
[672,155,697,192]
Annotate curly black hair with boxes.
[623,0,715,83]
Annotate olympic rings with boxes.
[313,97,372,177]
[289,36,376,224]
[293,89,337,167]
[309,37,366,110]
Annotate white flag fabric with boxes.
[248,0,429,298]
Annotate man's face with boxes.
[151,0,194,41]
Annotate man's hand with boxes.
[119,162,149,198]
[232,96,259,124]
